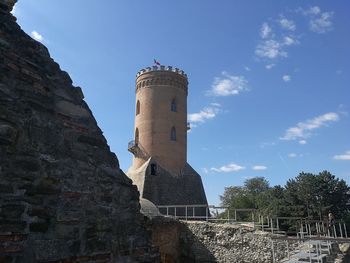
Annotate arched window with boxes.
[136,100,140,115]
[170,127,176,141]
[171,98,177,112]
[135,128,139,145]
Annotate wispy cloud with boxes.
[260,22,272,39]
[280,112,339,141]
[252,165,267,171]
[302,6,334,34]
[255,15,300,62]
[299,140,307,145]
[333,151,350,161]
[305,6,321,15]
[283,36,298,46]
[210,163,245,173]
[188,103,221,127]
[256,6,333,65]
[202,168,209,174]
[207,72,248,97]
[288,153,304,158]
[282,75,291,82]
[279,18,296,31]
[260,141,276,148]
[31,30,44,42]
[265,64,275,70]
[255,39,287,59]
[188,107,219,123]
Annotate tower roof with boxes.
[136,65,187,79]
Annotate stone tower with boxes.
[127,65,207,209]
[131,65,188,173]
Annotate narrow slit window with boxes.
[171,99,177,112]
[136,100,140,115]
[151,164,157,175]
[135,128,139,145]
[170,127,176,141]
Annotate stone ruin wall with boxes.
[148,218,293,263]
[0,1,158,262]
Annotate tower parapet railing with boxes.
[127,140,137,154]
[136,65,187,78]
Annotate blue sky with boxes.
[13,0,350,205]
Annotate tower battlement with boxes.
[136,65,187,78]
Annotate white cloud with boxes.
[284,36,298,46]
[265,64,275,70]
[255,39,287,59]
[188,107,219,123]
[333,151,350,161]
[210,163,245,173]
[279,18,296,31]
[299,140,307,145]
[307,6,321,15]
[280,112,339,141]
[252,165,267,171]
[288,153,304,157]
[309,12,334,33]
[244,66,251,71]
[31,31,44,42]
[282,75,291,82]
[255,17,299,62]
[260,141,276,148]
[203,168,209,174]
[208,72,248,97]
[210,102,221,107]
[260,22,272,39]
[303,6,334,34]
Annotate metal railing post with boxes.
[206,206,208,221]
[344,223,348,238]
[339,222,343,238]
[271,218,274,234]
[271,239,275,263]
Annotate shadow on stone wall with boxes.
[147,217,216,263]
[179,222,217,263]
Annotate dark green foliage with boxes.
[220,171,350,226]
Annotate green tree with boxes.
[284,171,349,219]
[244,177,269,208]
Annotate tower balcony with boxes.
[128,140,138,155]
[187,122,191,131]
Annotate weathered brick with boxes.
[0,245,24,253]
[0,234,27,242]
[0,3,156,262]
